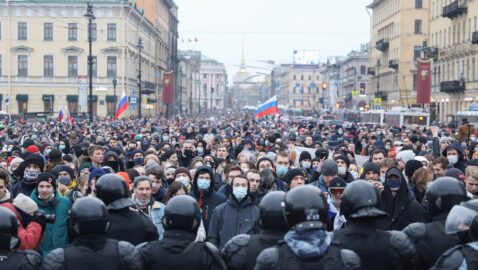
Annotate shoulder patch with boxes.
[340,249,361,269]
[256,247,279,269]
[403,222,426,239]
[221,234,250,255]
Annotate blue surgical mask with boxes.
[387,180,401,189]
[233,186,248,201]
[45,149,51,156]
[59,145,65,150]
[276,165,288,177]
[197,147,204,155]
[197,178,210,190]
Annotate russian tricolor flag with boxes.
[255,95,279,118]
[115,92,129,119]
[58,106,64,122]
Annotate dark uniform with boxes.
[0,207,42,270]
[403,177,469,269]
[329,180,416,270]
[432,199,478,270]
[254,185,361,270]
[40,197,143,270]
[139,195,227,270]
[96,174,159,245]
[222,191,289,270]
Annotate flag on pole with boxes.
[67,110,74,127]
[58,106,64,122]
[115,92,129,119]
[255,95,279,118]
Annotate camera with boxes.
[35,210,56,224]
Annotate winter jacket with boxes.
[206,195,260,249]
[11,178,37,198]
[189,166,227,235]
[144,199,165,240]
[0,202,43,250]
[311,175,329,193]
[380,168,427,231]
[31,189,71,256]
[443,143,468,173]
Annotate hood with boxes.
[284,228,331,259]
[381,167,412,216]
[104,150,119,162]
[443,143,465,161]
[192,165,215,195]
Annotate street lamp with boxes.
[136,38,143,118]
[112,78,117,117]
[320,82,327,111]
[375,59,381,96]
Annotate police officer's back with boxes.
[330,180,416,270]
[41,197,143,270]
[222,191,289,270]
[96,174,158,245]
[403,177,469,269]
[138,195,227,270]
[0,207,41,270]
[254,185,361,270]
[432,199,478,270]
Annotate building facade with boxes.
[428,0,478,123]
[0,0,177,117]
[199,55,227,112]
[178,50,201,114]
[367,0,429,110]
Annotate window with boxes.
[203,74,207,79]
[413,74,418,90]
[68,23,78,41]
[293,87,296,94]
[293,75,296,80]
[68,100,78,114]
[359,83,366,95]
[360,65,366,75]
[300,75,304,80]
[44,23,53,40]
[92,56,97,77]
[91,23,97,41]
[415,0,423,9]
[68,56,78,77]
[107,23,116,41]
[308,75,312,80]
[18,22,27,40]
[18,100,27,114]
[43,97,53,112]
[414,20,422,34]
[18,55,28,77]
[413,46,422,60]
[43,55,54,77]
[107,56,117,78]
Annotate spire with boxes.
[240,35,246,67]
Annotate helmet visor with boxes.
[445,205,478,234]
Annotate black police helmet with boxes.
[95,173,129,205]
[0,207,20,251]
[259,191,288,230]
[284,185,327,229]
[70,197,109,235]
[427,177,468,217]
[340,180,387,219]
[162,195,201,232]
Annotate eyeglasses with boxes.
[329,188,345,196]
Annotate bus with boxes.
[384,107,430,128]
[360,110,385,125]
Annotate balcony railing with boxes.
[472,31,478,45]
[440,80,465,94]
[375,38,389,52]
[442,0,467,19]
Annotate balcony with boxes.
[375,38,389,52]
[367,67,375,76]
[389,59,399,70]
[442,0,467,19]
[472,31,478,45]
[440,80,465,94]
[374,91,388,101]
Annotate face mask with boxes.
[276,165,288,177]
[134,196,150,206]
[302,162,311,169]
[58,175,72,185]
[162,135,169,142]
[387,180,401,189]
[197,178,210,190]
[24,170,40,181]
[106,161,119,172]
[265,141,270,146]
[385,145,390,150]
[338,167,346,176]
[45,149,51,156]
[197,147,204,155]
[350,171,359,179]
[8,147,13,152]
[233,186,248,201]
[176,176,189,187]
[134,158,144,165]
[377,131,382,135]
[447,156,458,165]
[183,149,194,158]
[379,175,385,183]
[59,145,65,150]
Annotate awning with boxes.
[42,95,54,102]
[67,95,78,102]
[16,94,28,102]
[106,95,117,103]
[87,95,98,102]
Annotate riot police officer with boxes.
[41,197,143,270]
[222,191,289,270]
[432,199,478,269]
[138,195,227,270]
[330,180,416,270]
[95,174,158,245]
[254,185,361,270]
[0,207,41,270]
[403,177,469,269]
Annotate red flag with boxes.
[417,59,431,104]
[162,71,174,105]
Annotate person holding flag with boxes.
[255,95,278,118]
[115,92,129,119]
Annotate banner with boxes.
[373,98,382,110]
[162,71,174,105]
[417,58,431,104]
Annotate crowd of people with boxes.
[0,112,478,269]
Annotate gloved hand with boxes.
[31,212,47,229]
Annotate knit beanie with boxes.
[51,164,75,180]
[396,150,416,164]
[362,162,380,175]
[23,154,45,172]
[8,157,24,173]
[321,160,338,176]
[334,155,350,169]
[36,172,57,190]
[405,160,423,180]
[445,168,465,182]
[299,151,312,162]
[13,193,38,215]
[283,168,308,184]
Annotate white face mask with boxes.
[447,155,458,165]
[302,162,311,169]
[176,176,189,187]
[338,167,346,176]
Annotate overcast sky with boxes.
[175,0,372,80]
